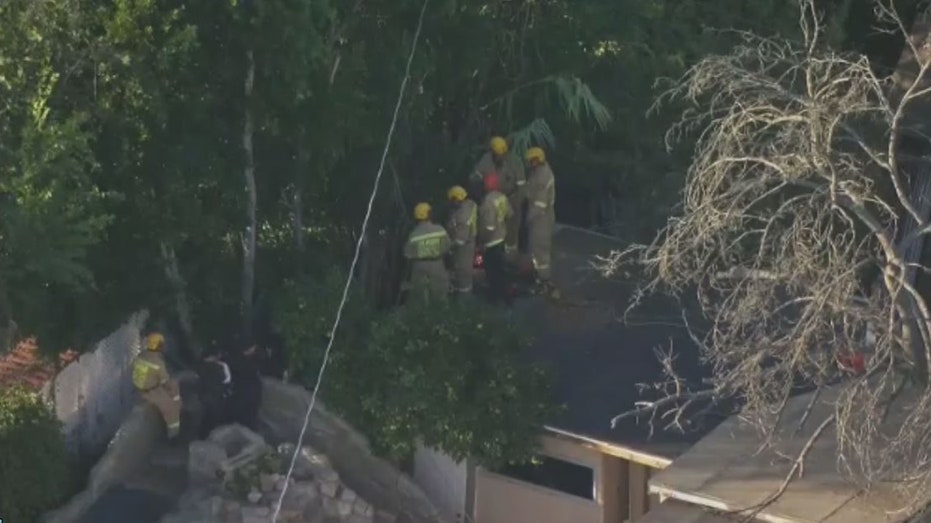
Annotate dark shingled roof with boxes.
[517,225,723,460]
[0,339,79,391]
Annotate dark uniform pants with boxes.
[484,243,510,304]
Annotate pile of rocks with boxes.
[160,424,396,523]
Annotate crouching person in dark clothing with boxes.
[198,347,233,438]
[228,342,264,431]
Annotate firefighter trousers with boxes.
[143,384,182,438]
[483,243,510,304]
[505,189,525,261]
[528,212,554,281]
[452,243,475,293]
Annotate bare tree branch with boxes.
[598,0,931,511]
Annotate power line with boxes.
[270,0,431,520]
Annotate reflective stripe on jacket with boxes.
[447,200,478,247]
[132,352,168,391]
[471,151,526,195]
[479,191,512,248]
[403,222,452,260]
[526,163,555,221]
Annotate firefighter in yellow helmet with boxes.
[524,147,558,298]
[470,136,526,261]
[403,202,452,300]
[132,332,183,440]
[445,185,478,295]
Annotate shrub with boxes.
[276,269,559,467]
[0,386,71,522]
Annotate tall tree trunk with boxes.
[291,189,303,250]
[160,242,199,357]
[241,48,257,340]
[292,148,307,251]
[0,276,15,354]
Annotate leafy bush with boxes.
[275,267,373,399]
[225,450,280,499]
[0,386,71,522]
[276,269,559,467]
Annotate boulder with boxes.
[336,499,354,518]
[243,505,271,517]
[339,488,357,503]
[260,472,278,493]
[280,444,338,482]
[241,505,272,523]
[318,479,338,498]
[188,440,227,485]
[208,424,271,481]
[374,510,398,523]
[196,495,223,518]
[272,482,322,522]
[275,476,294,491]
[353,499,373,518]
[322,497,340,518]
[223,500,241,518]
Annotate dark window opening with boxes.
[495,455,595,500]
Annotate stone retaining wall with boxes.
[40,403,164,523]
[258,378,451,523]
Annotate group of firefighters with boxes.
[132,137,557,440]
[403,136,558,303]
[131,332,265,443]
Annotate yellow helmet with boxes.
[447,185,467,202]
[490,136,508,155]
[146,332,165,351]
[525,146,546,164]
[414,202,431,221]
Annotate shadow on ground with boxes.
[79,485,173,523]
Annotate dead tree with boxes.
[597,0,931,506]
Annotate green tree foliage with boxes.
[0,0,111,348]
[2,0,881,353]
[0,386,71,522]
[276,269,557,465]
[1,0,920,467]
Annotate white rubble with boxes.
[158,423,388,523]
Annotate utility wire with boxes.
[270,1,430,520]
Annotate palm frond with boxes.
[507,117,555,156]
[483,74,613,134]
[550,76,612,131]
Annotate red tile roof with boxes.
[0,339,79,391]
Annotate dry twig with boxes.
[595,0,931,510]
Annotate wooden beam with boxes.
[629,462,649,520]
[601,455,629,523]
[649,485,801,523]
[544,425,674,469]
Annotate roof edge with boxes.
[554,223,626,244]
[543,425,673,469]
[649,485,799,523]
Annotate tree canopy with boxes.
[5,0,926,477]
[0,0,850,353]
